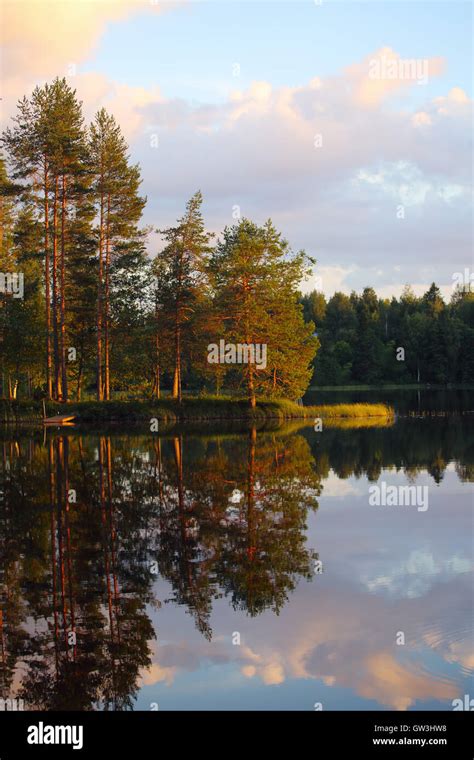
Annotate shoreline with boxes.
[307,383,474,391]
[0,398,394,426]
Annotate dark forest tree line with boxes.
[301,284,474,386]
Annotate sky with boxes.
[1,0,472,299]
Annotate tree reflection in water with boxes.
[0,415,472,709]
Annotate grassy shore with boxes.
[0,397,394,425]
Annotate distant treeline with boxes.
[301,284,474,386]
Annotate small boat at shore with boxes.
[43,414,76,426]
[42,399,75,426]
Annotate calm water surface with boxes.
[0,390,473,710]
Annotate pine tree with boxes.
[266,298,319,399]
[2,78,90,400]
[89,109,146,400]
[210,219,318,406]
[0,156,18,398]
[154,191,213,401]
[51,80,90,401]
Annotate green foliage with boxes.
[209,219,319,403]
[152,191,214,399]
[304,285,474,386]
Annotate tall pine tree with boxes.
[89,108,146,400]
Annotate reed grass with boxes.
[1,397,394,424]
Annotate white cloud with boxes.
[1,4,471,299]
[302,266,356,297]
[343,47,445,106]
[412,111,432,128]
[123,48,470,296]
[73,72,166,140]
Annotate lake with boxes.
[0,389,472,710]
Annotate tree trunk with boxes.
[60,174,68,401]
[153,354,160,399]
[76,347,83,401]
[104,194,111,400]
[172,318,181,401]
[153,307,160,399]
[52,176,61,401]
[44,164,53,400]
[96,188,104,401]
[247,363,256,408]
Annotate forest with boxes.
[303,283,474,387]
[0,78,472,407]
